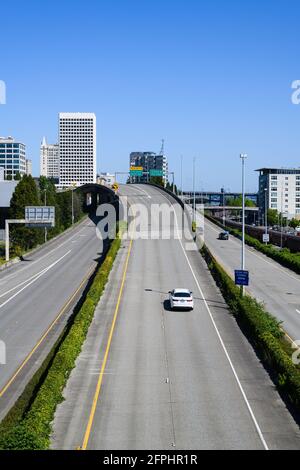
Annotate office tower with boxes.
[58,113,96,187]
[0,136,26,179]
[26,159,32,176]
[40,137,59,179]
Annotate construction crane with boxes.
[159,138,165,155]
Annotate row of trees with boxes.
[265,208,300,229]
[9,175,84,253]
[147,176,179,194]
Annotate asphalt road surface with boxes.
[202,214,300,342]
[0,215,102,419]
[51,185,300,450]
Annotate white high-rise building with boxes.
[40,137,59,179]
[26,159,32,176]
[58,113,96,187]
[257,168,300,220]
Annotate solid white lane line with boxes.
[0,251,72,310]
[0,266,53,299]
[0,222,89,284]
[160,193,269,450]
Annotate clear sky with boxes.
[0,0,300,192]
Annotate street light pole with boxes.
[222,186,226,227]
[44,188,47,243]
[193,157,196,223]
[180,155,183,197]
[240,154,247,280]
[264,187,268,244]
[71,183,76,225]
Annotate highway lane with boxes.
[0,215,102,419]
[51,184,300,450]
[202,213,300,342]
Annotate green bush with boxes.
[0,236,121,450]
[201,243,300,412]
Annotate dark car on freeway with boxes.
[219,231,229,240]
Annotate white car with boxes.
[169,288,194,310]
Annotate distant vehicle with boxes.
[219,231,229,240]
[169,288,194,310]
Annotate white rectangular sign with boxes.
[263,233,269,243]
[25,206,55,227]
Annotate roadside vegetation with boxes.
[205,214,300,275]
[201,243,300,413]
[0,232,122,450]
[1,175,85,262]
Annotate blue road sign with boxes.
[235,270,249,286]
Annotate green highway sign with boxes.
[130,170,143,176]
[150,169,163,177]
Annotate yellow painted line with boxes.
[0,264,95,399]
[80,238,133,451]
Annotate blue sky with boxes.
[0,0,300,191]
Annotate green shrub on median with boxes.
[201,243,300,412]
[0,236,121,450]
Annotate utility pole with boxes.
[240,154,247,294]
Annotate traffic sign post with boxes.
[263,233,270,244]
[25,206,55,228]
[5,206,55,261]
[130,167,144,178]
[234,270,249,287]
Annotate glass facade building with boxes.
[129,151,168,185]
[0,137,26,179]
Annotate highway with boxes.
[51,184,300,450]
[202,214,300,342]
[0,215,102,420]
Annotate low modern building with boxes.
[0,136,26,179]
[129,151,168,185]
[0,180,18,229]
[97,173,116,187]
[256,167,300,220]
[40,137,59,180]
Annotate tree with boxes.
[267,209,280,227]
[9,175,43,251]
[39,176,62,236]
[150,176,164,187]
[289,218,300,229]
[56,189,84,229]
[226,195,256,207]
